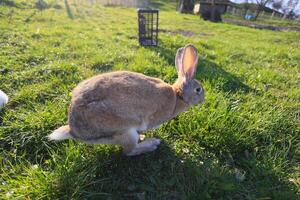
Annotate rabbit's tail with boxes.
[48,125,73,141]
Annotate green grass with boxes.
[0,0,300,199]
[223,13,300,30]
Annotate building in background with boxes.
[199,0,234,22]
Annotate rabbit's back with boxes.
[69,71,177,140]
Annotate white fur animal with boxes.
[49,44,205,156]
[0,90,8,109]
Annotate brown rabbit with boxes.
[48,44,205,156]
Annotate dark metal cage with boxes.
[137,9,159,46]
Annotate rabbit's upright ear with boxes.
[175,44,198,81]
[182,44,198,80]
[175,47,184,77]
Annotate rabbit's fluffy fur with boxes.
[49,44,205,156]
[0,90,8,109]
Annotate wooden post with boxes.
[211,0,216,21]
[271,11,274,19]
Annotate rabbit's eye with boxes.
[195,87,202,93]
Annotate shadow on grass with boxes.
[54,142,233,199]
[53,141,298,199]
[148,44,255,94]
[24,11,37,23]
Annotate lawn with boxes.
[0,0,299,199]
[223,13,300,31]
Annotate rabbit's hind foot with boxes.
[126,138,160,156]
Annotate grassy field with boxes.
[223,13,300,31]
[0,0,300,199]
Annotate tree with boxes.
[177,0,195,13]
[272,0,282,10]
[287,10,297,19]
[281,0,300,20]
[253,0,274,20]
[271,0,282,18]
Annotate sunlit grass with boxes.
[0,0,299,199]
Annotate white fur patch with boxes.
[48,127,72,141]
[0,90,8,109]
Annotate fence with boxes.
[226,6,299,23]
[87,0,149,7]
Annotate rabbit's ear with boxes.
[182,44,198,80]
[175,47,184,77]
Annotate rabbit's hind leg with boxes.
[126,138,160,156]
[85,129,160,156]
[82,129,139,153]
[84,136,117,145]
[115,128,160,156]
